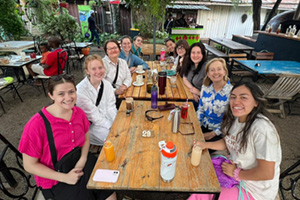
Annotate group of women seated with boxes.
[18,36,281,200]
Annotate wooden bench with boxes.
[203,43,229,61]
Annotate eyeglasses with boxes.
[107,46,119,51]
[50,74,74,81]
[177,46,184,50]
[136,39,142,42]
[145,110,163,122]
[179,122,195,135]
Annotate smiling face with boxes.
[85,59,105,84]
[48,82,77,111]
[176,45,186,57]
[166,40,175,53]
[207,61,226,84]
[106,42,120,60]
[190,46,203,65]
[121,38,132,53]
[230,85,258,123]
[133,36,143,48]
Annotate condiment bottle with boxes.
[160,47,166,62]
[103,140,115,162]
[276,24,281,34]
[151,84,158,109]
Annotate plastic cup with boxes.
[103,140,115,162]
[191,145,202,166]
[181,103,188,119]
[126,97,134,113]
[170,76,177,88]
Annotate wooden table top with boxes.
[209,38,254,51]
[141,43,166,56]
[120,61,194,101]
[87,101,220,195]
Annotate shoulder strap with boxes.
[112,62,119,88]
[95,81,104,106]
[38,110,58,168]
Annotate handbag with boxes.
[39,111,81,173]
[212,155,251,200]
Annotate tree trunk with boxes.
[110,4,121,34]
[261,0,282,30]
[252,0,262,32]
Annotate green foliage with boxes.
[0,0,27,40]
[125,0,174,37]
[39,8,80,41]
[99,32,120,46]
[25,0,58,24]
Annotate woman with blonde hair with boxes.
[197,58,233,142]
[76,54,117,153]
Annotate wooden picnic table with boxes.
[0,41,34,55]
[120,61,194,101]
[141,43,166,56]
[208,38,254,59]
[87,100,221,198]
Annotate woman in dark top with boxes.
[174,40,189,77]
[182,42,207,103]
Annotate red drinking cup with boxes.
[181,103,188,119]
[158,71,167,95]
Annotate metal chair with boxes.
[0,133,38,200]
[0,77,23,114]
[259,73,300,118]
[66,41,85,72]
[36,50,68,96]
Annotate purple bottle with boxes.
[151,84,158,109]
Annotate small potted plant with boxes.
[59,1,69,8]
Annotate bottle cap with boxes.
[161,141,177,158]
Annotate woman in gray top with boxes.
[182,42,207,102]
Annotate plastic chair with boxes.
[0,133,38,199]
[36,50,68,96]
[0,77,23,113]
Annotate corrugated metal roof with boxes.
[166,4,210,10]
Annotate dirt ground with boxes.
[0,48,299,199]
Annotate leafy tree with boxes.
[125,0,174,37]
[0,0,27,40]
[39,8,80,41]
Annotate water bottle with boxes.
[170,106,181,133]
[158,141,178,182]
[151,84,158,109]
[160,47,166,62]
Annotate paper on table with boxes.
[92,169,120,183]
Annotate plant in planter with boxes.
[40,7,80,41]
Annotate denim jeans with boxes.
[89,29,99,46]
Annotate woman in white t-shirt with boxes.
[189,81,282,200]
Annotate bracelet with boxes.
[233,167,241,182]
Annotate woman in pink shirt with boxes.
[19,74,116,200]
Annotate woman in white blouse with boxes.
[102,39,132,96]
[76,54,117,152]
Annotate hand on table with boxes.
[115,85,128,95]
[222,160,237,178]
[193,93,200,102]
[189,87,200,96]
[130,67,137,73]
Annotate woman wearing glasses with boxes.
[132,35,143,57]
[197,58,232,142]
[174,40,189,77]
[103,39,132,96]
[119,35,148,73]
[19,74,116,200]
[76,54,117,153]
[182,42,207,104]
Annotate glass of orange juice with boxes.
[104,140,115,162]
